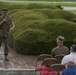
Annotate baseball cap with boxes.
[2,8,8,13]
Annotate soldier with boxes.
[51,36,69,57]
[0,8,15,61]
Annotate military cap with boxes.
[2,8,8,13]
[56,36,65,41]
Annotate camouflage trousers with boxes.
[0,37,9,56]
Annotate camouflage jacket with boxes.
[0,15,12,38]
[51,45,69,57]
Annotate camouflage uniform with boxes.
[0,15,12,55]
[51,45,69,57]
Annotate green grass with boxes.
[1,1,76,6]
[53,3,76,6]
[69,10,76,14]
[4,0,76,1]
[6,2,76,6]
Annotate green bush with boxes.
[56,5,63,9]
[14,19,76,55]
[0,2,59,13]
[25,3,58,9]
[35,9,76,22]
[1,2,76,55]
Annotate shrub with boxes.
[14,19,76,55]
[56,5,63,9]
[25,3,58,9]
[3,3,76,55]
[35,9,76,22]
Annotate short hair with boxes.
[56,36,65,41]
[71,44,76,52]
[67,60,75,67]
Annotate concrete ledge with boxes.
[0,69,36,75]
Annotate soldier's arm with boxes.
[51,48,55,57]
[10,22,15,30]
[0,18,7,26]
[66,47,69,54]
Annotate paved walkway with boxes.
[0,44,38,70]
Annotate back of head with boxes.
[71,44,76,52]
[67,60,75,68]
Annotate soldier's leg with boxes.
[4,38,9,61]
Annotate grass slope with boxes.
[69,10,76,15]
[4,0,76,1]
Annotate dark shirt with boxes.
[0,15,12,38]
[61,66,76,75]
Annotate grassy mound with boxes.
[25,3,58,9]
[10,9,76,37]
[35,9,76,22]
[14,19,76,55]
[0,2,76,55]
[9,4,76,55]
[4,0,76,1]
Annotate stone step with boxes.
[0,69,39,75]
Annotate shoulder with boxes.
[61,54,71,64]
[63,46,69,49]
[62,68,68,74]
[63,46,69,50]
[63,54,70,59]
[7,16,12,19]
[62,54,70,62]
[52,47,58,51]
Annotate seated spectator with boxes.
[61,61,76,75]
[61,44,76,67]
[51,36,69,57]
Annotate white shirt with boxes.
[61,53,76,65]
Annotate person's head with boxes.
[67,60,75,68]
[74,39,76,44]
[70,44,76,53]
[2,8,8,16]
[56,36,65,46]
